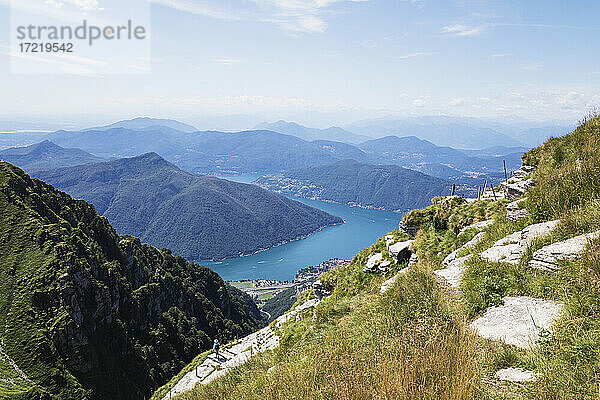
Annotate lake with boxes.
[204,174,403,281]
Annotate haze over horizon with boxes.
[1,0,599,127]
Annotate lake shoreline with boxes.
[193,219,345,263]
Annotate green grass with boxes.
[177,263,480,400]
[403,196,507,234]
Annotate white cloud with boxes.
[45,0,104,11]
[396,52,433,60]
[491,53,510,58]
[441,24,483,37]
[449,98,464,106]
[3,51,104,76]
[413,98,426,107]
[214,57,241,65]
[248,0,371,34]
[125,63,151,72]
[150,0,368,34]
[149,0,240,20]
[52,53,108,66]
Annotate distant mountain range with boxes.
[255,121,370,144]
[43,119,524,184]
[33,153,343,260]
[255,159,451,212]
[346,117,522,149]
[46,127,340,173]
[0,140,103,171]
[344,116,572,149]
[359,135,523,174]
[84,116,198,133]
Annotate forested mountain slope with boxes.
[255,159,451,211]
[0,162,264,399]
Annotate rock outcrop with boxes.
[470,296,562,349]
[480,220,560,265]
[363,253,392,274]
[443,232,485,267]
[435,255,473,288]
[528,231,600,271]
[459,220,494,235]
[506,198,529,222]
[388,240,414,264]
[312,280,332,300]
[501,178,535,201]
[513,165,536,179]
[499,165,537,201]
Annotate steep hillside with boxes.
[165,115,600,400]
[255,159,451,211]
[34,153,343,261]
[0,141,103,171]
[0,162,264,399]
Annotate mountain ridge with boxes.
[255,159,451,212]
[0,140,104,171]
[83,117,198,133]
[33,153,343,261]
[255,120,370,144]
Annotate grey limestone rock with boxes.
[388,240,414,264]
[506,198,530,222]
[494,367,538,383]
[529,231,600,271]
[435,255,473,288]
[471,296,562,349]
[480,220,560,265]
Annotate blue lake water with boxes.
[204,174,403,281]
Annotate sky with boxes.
[0,0,599,128]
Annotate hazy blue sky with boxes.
[0,0,599,127]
